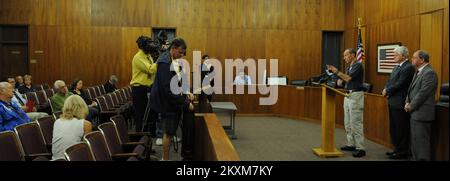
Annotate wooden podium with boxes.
[313,84,348,158]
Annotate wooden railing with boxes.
[194,113,240,161]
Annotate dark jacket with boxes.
[104,81,117,94]
[150,52,188,113]
[71,90,93,105]
[385,60,415,109]
[200,62,215,93]
[406,64,438,121]
[0,100,32,132]
[201,63,214,84]
[18,84,37,94]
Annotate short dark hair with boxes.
[170,38,187,50]
[417,50,430,62]
[70,78,81,91]
[346,48,357,55]
[202,55,209,60]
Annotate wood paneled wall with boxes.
[0,0,345,87]
[344,0,449,93]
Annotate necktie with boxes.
[411,70,419,84]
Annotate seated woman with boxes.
[51,95,92,160]
[18,75,37,94]
[70,79,99,123]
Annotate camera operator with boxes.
[130,36,160,134]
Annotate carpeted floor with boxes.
[152,115,403,161]
[216,114,401,161]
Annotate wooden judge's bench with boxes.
[197,85,448,161]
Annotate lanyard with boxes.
[13,91,25,105]
[0,100,29,123]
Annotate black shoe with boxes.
[340,146,356,151]
[386,151,396,156]
[352,150,366,157]
[389,153,408,159]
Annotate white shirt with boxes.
[234,75,252,85]
[417,63,429,74]
[52,118,85,160]
[172,59,182,81]
[399,59,407,67]
[11,90,27,106]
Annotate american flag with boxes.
[378,48,398,73]
[356,28,365,63]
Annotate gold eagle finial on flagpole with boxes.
[357,17,362,29]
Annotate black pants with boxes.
[389,107,411,154]
[85,106,99,123]
[198,94,209,113]
[143,100,158,138]
[181,107,195,160]
[132,86,150,132]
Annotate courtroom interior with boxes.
[0,0,448,162]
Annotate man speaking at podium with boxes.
[327,48,366,158]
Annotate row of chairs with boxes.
[0,116,54,161]
[95,87,133,126]
[0,114,151,161]
[23,84,109,114]
[22,85,131,123]
[66,117,149,161]
[66,115,151,161]
[84,84,133,101]
[23,85,132,125]
[24,89,54,114]
[83,85,107,100]
[30,84,50,92]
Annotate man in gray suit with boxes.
[383,46,416,159]
[405,50,438,161]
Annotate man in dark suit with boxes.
[200,54,214,102]
[405,50,438,161]
[382,46,416,159]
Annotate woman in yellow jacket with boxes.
[130,36,160,133]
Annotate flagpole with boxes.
[357,17,366,82]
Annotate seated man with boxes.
[234,69,252,85]
[104,75,118,93]
[15,75,24,89]
[51,80,73,112]
[0,82,32,132]
[7,78,48,121]
[18,74,38,94]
